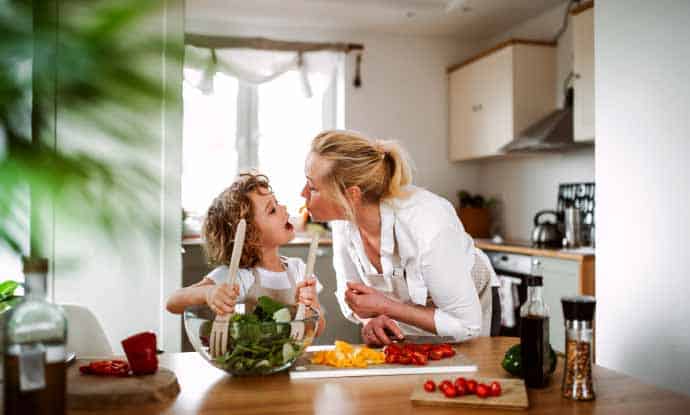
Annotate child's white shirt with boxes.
[205,257,323,303]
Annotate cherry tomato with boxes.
[489,381,502,397]
[418,344,432,353]
[442,384,457,398]
[454,377,467,391]
[466,379,477,394]
[476,383,490,399]
[423,380,436,392]
[438,344,456,358]
[429,349,444,360]
[439,379,453,390]
[412,351,428,366]
[386,344,402,355]
[398,354,412,365]
[385,353,398,364]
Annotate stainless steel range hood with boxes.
[501,88,593,153]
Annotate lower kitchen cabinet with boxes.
[534,257,579,354]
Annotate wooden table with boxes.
[70,337,690,414]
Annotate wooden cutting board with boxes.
[67,359,180,410]
[289,345,477,379]
[411,376,528,410]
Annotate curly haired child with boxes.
[166,173,325,336]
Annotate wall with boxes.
[596,0,690,396]
[472,2,595,240]
[185,19,481,204]
[476,149,594,239]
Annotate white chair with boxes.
[61,304,113,357]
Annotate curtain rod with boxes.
[185,34,364,53]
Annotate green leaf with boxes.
[0,280,19,301]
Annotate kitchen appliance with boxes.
[561,296,596,401]
[563,206,583,247]
[557,182,595,246]
[531,210,563,247]
[487,252,536,337]
[501,85,592,153]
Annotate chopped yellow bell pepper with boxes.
[310,340,385,368]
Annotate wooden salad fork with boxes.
[291,232,318,341]
[210,218,246,358]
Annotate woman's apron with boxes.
[354,227,494,337]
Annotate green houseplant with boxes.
[456,191,497,238]
[1,0,181,264]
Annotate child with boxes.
[166,172,325,336]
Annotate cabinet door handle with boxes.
[472,104,483,112]
[316,248,327,257]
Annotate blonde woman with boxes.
[301,130,497,346]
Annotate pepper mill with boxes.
[561,296,596,400]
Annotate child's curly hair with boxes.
[202,172,272,269]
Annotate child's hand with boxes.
[206,283,239,315]
[296,277,319,309]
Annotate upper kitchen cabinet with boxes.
[448,40,556,161]
[572,2,595,142]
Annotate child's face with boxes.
[249,188,295,247]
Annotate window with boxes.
[182,55,342,222]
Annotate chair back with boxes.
[62,304,113,357]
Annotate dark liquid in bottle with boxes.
[520,315,551,388]
[3,354,66,415]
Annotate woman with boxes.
[301,130,497,346]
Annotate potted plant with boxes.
[0,0,182,401]
[456,191,497,238]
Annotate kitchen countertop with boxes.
[70,337,690,415]
[475,238,595,261]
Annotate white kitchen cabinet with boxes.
[534,257,580,354]
[572,4,595,142]
[448,40,557,161]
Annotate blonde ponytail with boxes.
[310,130,413,218]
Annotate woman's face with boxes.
[301,152,345,222]
[249,189,295,247]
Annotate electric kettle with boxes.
[531,210,563,247]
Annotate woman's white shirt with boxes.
[205,257,323,303]
[331,186,483,341]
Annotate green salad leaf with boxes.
[211,296,303,375]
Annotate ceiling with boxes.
[186,0,568,41]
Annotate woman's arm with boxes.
[347,227,481,343]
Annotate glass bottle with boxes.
[561,296,596,400]
[520,274,551,388]
[3,257,67,415]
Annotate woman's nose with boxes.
[300,183,309,200]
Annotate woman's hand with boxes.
[296,277,320,309]
[361,315,404,346]
[206,283,239,316]
[345,282,391,318]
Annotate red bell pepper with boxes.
[121,331,158,375]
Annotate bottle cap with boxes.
[22,257,48,273]
[561,295,596,321]
[526,276,543,286]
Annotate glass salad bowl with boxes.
[183,297,319,376]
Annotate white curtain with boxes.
[184,45,342,98]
